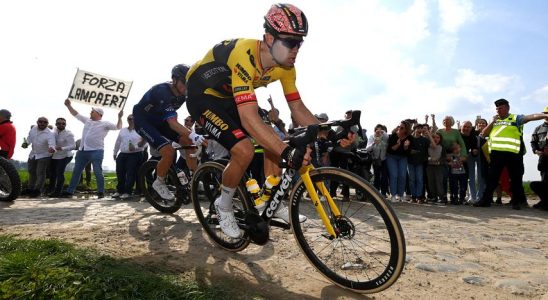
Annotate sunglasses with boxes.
[56,122,66,125]
[37,120,48,124]
[276,36,304,49]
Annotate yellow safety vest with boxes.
[488,114,523,154]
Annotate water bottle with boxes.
[22,137,29,149]
[177,170,188,185]
[245,179,262,208]
[259,175,281,205]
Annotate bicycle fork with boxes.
[299,165,341,239]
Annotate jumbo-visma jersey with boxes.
[186,38,301,106]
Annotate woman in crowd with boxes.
[386,120,413,202]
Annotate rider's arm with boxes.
[287,99,319,127]
[239,103,287,155]
[166,117,191,142]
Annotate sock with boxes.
[157,176,165,183]
[218,185,236,210]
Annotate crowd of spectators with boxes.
[2,98,547,211]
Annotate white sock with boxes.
[218,185,236,210]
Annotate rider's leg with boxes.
[157,145,175,178]
[217,139,254,210]
[263,149,282,178]
[152,144,176,200]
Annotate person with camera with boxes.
[366,124,389,198]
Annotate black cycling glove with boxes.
[281,146,305,169]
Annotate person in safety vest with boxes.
[474,99,548,209]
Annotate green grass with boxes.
[18,170,118,191]
[0,235,238,299]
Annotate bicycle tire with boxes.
[289,167,405,293]
[191,160,251,252]
[0,158,21,202]
[137,160,184,213]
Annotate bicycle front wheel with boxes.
[290,167,405,293]
[191,161,251,252]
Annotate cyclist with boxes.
[133,64,205,200]
[186,3,354,238]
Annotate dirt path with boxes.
[1,196,547,299]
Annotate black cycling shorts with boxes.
[133,112,179,151]
[186,93,248,151]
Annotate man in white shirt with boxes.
[61,100,123,198]
[113,114,147,199]
[47,117,75,197]
[22,117,56,197]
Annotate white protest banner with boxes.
[67,69,132,111]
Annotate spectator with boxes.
[75,139,93,188]
[460,120,479,202]
[408,124,429,203]
[61,101,123,198]
[113,114,146,199]
[311,113,330,168]
[475,99,548,209]
[446,143,467,204]
[425,131,444,203]
[436,115,467,201]
[22,117,56,197]
[0,109,16,159]
[268,96,288,140]
[366,124,389,197]
[386,120,413,202]
[530,106,548,210]
[329,110,356,201]
[47,118,75,197]
[474,118,489,202]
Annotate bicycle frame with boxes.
[257,163,342,239]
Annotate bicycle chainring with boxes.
[245,212,269,245]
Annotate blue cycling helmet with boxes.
[171,64,190,83]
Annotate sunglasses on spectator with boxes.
[37,120,48,124]
[56,122,66,125]
[276,36,304,49]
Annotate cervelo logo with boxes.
[266,169,295,218]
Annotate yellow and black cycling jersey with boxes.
[186,38,301,106]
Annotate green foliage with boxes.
[0,235,235,299]
[18,170,118,191]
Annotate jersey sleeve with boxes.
[279,67,301,102]
[228,54,257,106]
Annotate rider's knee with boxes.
[159,145,175,159]
[231,140,254,163]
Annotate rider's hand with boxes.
[281,145,309,169]
[189,132,205,145]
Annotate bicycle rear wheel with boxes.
[290,167,405,293]
[0,158,21,202]
[191,160,251,252]
[137,160,185,213]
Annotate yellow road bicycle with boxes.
[190,111,405,293]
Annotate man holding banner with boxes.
[133,64,205,201]
[61,100,123,198]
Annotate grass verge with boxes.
[0,235,236,299]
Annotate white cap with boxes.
[92,107,104,116]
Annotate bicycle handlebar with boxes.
[288,110,362,146]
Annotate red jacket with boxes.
[0,120,16,159]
